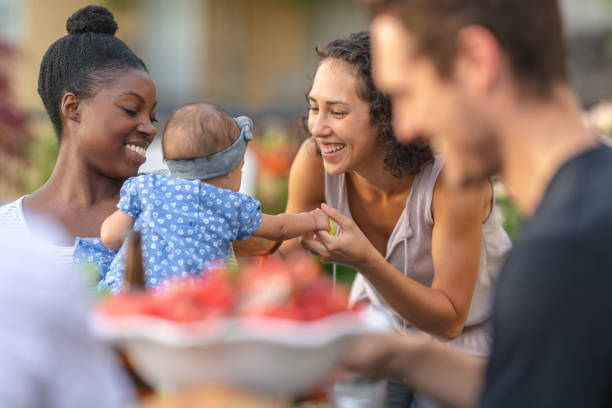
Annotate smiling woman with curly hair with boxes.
[308,31,434,178]
[282,30,511,407]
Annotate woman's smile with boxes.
[125,143,148,164]
[308,58,379,174]
[319,142,346,160]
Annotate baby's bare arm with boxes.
[253,208,329,241]
[101,210,135,250]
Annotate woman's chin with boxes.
[111,164,141,180]
[322,162,347,176]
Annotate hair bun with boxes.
[66,5,118,36]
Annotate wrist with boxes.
[357,247,385,273]
[310,212,320,231]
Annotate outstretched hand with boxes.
[339,334,410,380]
[300,203,380,269]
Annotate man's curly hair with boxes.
[306,30,433,177]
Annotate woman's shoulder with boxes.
[287,138,326,207]
[0,196,23,212]
[291,139,325,179]
[0,196,27,230]
[421,156,444,182]
[410,157,443,209]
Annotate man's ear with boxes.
[454,25,502,96]
[60,92,81,122]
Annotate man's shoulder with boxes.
[527,145,612,237]
[561,144,612,193]
[505,145,612,279]
[569,144,612,190]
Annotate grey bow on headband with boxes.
[165,116,253,180]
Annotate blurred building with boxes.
[4,0,612,113]
[1,0,369,173]
[561,0,612,106]
[2,0,368,115]
[2,0,612,180]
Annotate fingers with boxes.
[321,203,352,230]
[315,229,337,249]
[300,235,330,259]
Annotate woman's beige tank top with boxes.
[325,158,512,355]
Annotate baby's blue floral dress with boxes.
[73,237,117,282]
[74,174,262,292]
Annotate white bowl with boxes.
[91,309,389,396]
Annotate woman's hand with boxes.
[300,203,382,269]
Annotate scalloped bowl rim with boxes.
[89,308,392,394]
[90,308,390,348]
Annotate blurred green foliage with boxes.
[282,0,323,9]
[323,263,356,287]
[102,0,131,11]
[0,40,34,200]
[20,125,58,194]
[496,196,522,241]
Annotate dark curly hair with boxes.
[38,5,148,140]
[306,30,433,177]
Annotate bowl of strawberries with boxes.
[91,253,389,396]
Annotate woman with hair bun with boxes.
[0,5,154,406]
[283,31,512,407]
[0,5,158,265]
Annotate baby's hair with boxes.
[38,5,147,139]
[162,103,240,160]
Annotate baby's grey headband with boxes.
[165,116,253,180]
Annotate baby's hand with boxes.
[310,208,331,232]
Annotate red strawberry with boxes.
[286,252,321,288]
[295,278,350,321]
[97,292,152,316]
[151,270,235,322]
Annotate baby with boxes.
[96,103,328,291]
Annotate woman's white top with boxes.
[325,159,512,355]
[0,196,74,265]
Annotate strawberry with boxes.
[97,292,152,316]
[98,253,356,324]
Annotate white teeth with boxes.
[321,144,345,154]
[126,144,147,156]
